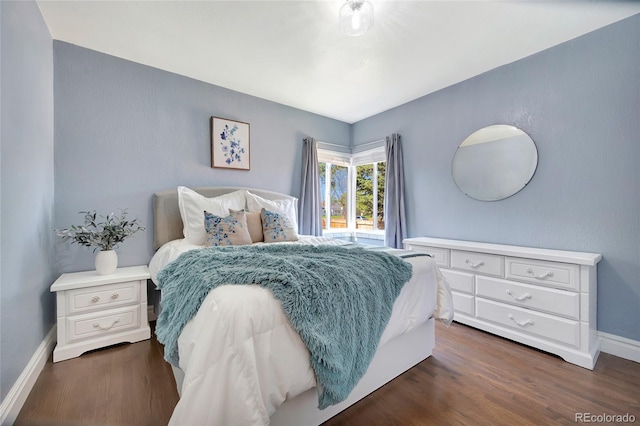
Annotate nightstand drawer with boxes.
[476,298,580,347]
[476,275,579,319]
[451,250,503,277]
[66,305,140,343]
[67,281,140,314]
[506,257,579,291]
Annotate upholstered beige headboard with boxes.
[152,187,298,250]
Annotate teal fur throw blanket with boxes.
[155,244,412,409]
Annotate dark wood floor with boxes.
[16,321,640,425]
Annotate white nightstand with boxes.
[50,265,151,362]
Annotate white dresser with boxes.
[50,265,151,362]
[404,237,602,369]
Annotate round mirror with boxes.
[452,125,538,201]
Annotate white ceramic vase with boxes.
[95,250,118,275]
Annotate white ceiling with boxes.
[37,1,640,124]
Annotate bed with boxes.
[149,186,453,426]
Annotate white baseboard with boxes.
[0,325,56,426]
[598,331,640,364]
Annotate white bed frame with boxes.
[153,186,436,425]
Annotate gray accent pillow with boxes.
[231,209,263,243]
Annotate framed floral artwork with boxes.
[211,116,250,170]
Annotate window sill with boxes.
[322,229,385,241]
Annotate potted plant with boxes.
[55,210,144,275]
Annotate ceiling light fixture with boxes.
[339,0,374,36]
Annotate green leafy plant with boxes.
[55,210,144,252]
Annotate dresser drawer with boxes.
[476,276,579,320]
[66,281,140,314]
[451,250,503,277]
[476,298,580,347]
[506,258,579,291]
[66,305,141,344]
[451,291,474,316]
[406,245,449,267]
[441,269,474,294]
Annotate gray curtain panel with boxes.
[299,137,323,236]
[384,133,407,248]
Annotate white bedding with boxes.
[149,236,351,284]
[150,236,453,425]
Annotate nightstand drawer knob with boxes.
[91,296,100,303]
[111,293,119,300]
[93,318,120,330]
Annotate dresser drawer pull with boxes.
[506,289,532,301]
[111,293,119,300]
[91,296,100,303]
[93,319,120,330]
[526,268,554,280]
[465,259,485,268]
[508,314,534,327]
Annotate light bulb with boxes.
[339,0,374,36]
[351,11,361,30]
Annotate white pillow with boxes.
[177,186,247,245]
[245,191,298,232]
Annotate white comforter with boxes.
[149,236,453,426]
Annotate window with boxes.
[319,163,349,229]
[355,162,385,231]
[318,145,386,237]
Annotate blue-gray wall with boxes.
[353,14,640,341]
[53,42,351,273]
[0,1,55,401]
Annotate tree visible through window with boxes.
[319,162,326,228]
[320,163,349,229]
[355,163,385,230]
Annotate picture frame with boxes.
[211,116,251,170]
